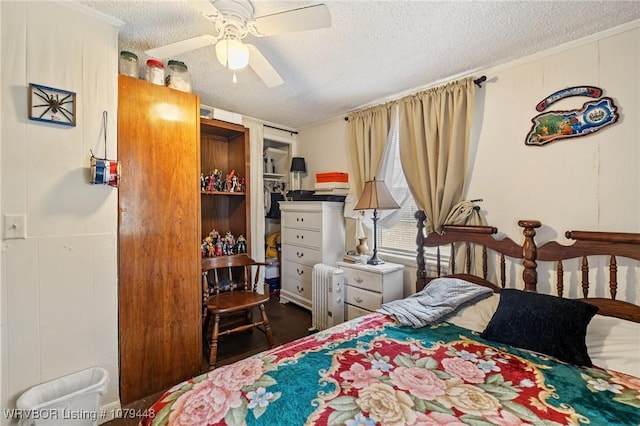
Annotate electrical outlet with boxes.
[3,214,26,239]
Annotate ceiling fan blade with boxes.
[248,4,331,37]
[145,34,217,59]
[189,0,223,22]
[246,44,283,87]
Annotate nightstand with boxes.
[337,261,404,320]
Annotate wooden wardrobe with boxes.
[117,75,202,404]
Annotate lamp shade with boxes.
[290,157,307,173]
[215,39,250,70]
[354,179,400,211]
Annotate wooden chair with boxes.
[202,254,275,367]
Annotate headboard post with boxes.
[415,210,427,291]
[518,220,541,292]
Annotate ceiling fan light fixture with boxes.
[215,39,250,70]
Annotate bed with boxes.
[140,217,640,426]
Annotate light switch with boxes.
[3,214,26,239]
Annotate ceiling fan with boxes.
[145,0,331,87]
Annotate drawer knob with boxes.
[296,251,304,258]
[354,297,363,303]
[355,277,364,283]
[296,285,304,293]
[296,234,304,239]
[296,269,304,276]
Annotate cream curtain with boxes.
[242,117,266,291]
[398,77,476,234]
[345,102,395,200]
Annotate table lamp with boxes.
[353,178,400,265]
[290,157,306,192]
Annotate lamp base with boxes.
[367,209,384,265]
[367,254,385,265]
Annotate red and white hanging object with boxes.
[90,111,120,187]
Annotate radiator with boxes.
[311,264,345,331]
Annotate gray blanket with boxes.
[377,277,493,327]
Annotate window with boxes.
[378,195,419,255]
[376,114,449,265]
[377,115,419,256]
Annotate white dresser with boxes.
[337,261,404,320]
[279,201,345,310]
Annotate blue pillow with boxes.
[480,289,598,366]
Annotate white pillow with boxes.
[444,293,640,377]
[445,293,500,332]
[586,314,640,377]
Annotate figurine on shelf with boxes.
[214,169,224,192]
[240,177,246,192]
[226,170,236,192]
[231,175,240,192]
[202,234,215,257]
[200,173,205,191]
[214,240,223,256]
[206,171,214,192]
[209,229,220,245]
[208,171,215,192]
[223,231,235,255]
[236,235,247,253]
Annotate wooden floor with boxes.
[103,294,311,425]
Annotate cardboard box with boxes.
[200,105,243,125]
[314,181,349,189]
[200,104,214,119]
[316,172,349,183]
[213,108,243,125]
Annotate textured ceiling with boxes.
[80,0,640,130]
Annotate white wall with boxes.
[1,1,121,422]
[467,23,639,302]
[296,119,358,246]
[298,22,640,303]
[297,119,349,192]
[467,23,639,240]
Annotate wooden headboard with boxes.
[415,211,541,292]
[536,230,640,321]
[416,212,640,321]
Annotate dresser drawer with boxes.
[282,244,322,267]
[281,276,312,304]
[345,285,382,312]
[282,261,313,283]
[341,267,383,293]
[346,304,371,321]
[281,227,321,249]
[282,211,322,230]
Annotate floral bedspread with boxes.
[140,313,640,426]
